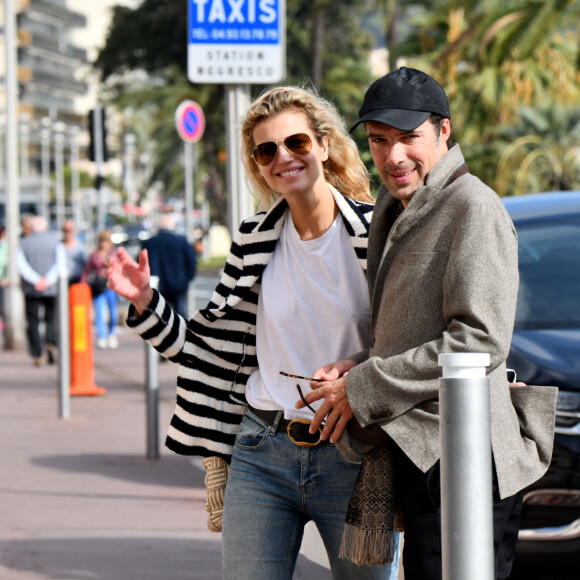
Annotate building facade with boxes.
[0,0,89,224]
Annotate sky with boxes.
[67,0,135,111]
[68,1,132,60]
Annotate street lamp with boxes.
[19,112,30,178]
[40,117,51,222]
[69,126,81,231]
[53,121,66,235]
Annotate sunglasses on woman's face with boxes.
[251,133,313,166]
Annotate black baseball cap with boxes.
[350,67,450,133]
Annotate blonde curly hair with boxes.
[241,85,373,209]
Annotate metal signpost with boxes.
[175,99,205,317]
[175,99,206,246]
[187,0,286,234]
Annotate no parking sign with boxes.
[175,100,205,143]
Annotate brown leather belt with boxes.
[248,405,323,447]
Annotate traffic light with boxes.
[88,106,108,163]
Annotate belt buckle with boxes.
[287,418,322,447]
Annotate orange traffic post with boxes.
[69,283,106,396]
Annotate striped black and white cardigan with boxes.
[126,186,373,462]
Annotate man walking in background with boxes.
[142,214,197,318]
[16,215,65,366]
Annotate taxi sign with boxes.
[188,0,286,84]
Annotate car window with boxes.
[515,219,580,330]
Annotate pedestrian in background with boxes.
[16,215,65,366]
[301,67,557,580]
[20,213,33,238]
[106,85,400,579]
[82,230,118,349]
[62,220,87,285]
[142,214,197,317]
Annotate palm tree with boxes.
[397,0,580,184]
[106,67,228,222]
[496,105,580,195]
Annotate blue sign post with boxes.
[188,0,286,84]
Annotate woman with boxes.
[82,230,118,349]
[106,86,400,578]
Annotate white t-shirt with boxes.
[245,210,371,420]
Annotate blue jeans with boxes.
[93,288,118,340]
[222,409,400,579]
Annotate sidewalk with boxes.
[0,328,330,580]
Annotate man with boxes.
[298,67,557,579]
[141,214,197,317]
[17,215,65,366]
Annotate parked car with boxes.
[503,192,580,579]
[111,222,152,259]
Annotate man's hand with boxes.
[295,359,358,444]
[34,277,49,292]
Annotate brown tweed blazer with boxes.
[347,144,557,500]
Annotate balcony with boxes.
[20,0,87,28]
[18,29,87,62]
[18,65,87,95]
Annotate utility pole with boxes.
[3,0,26,350]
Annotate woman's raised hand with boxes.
[105,247,154,315]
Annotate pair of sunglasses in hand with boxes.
[279,371,324,415]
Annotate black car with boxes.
[503,192,580,579]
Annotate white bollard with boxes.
[57,268,70,419]
[438,353,494,580]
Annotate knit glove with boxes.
[202,456,229,532]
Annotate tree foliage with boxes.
[94,1,188,81]
[496,105,580,195]
[395,0,580,188]
[92,0,376,224]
